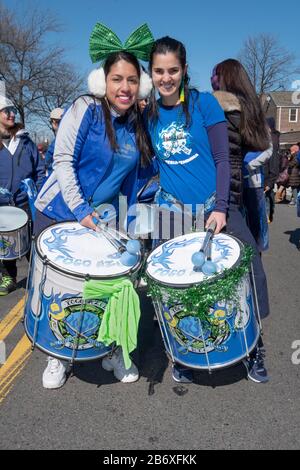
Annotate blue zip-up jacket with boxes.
[44,139,55,175]
[243,144,272,188]
[35,95,155,223]
[45,110,66,175]
[0,129,45,206]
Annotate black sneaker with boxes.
[172,364,193,383]
[243,348,269,384]
[0,275,17,296]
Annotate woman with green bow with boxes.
[33,23,155,389]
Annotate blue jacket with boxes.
[243,145,272,189]
[0,129,45,206]
[44,139,55,174]
[35,96,155,223]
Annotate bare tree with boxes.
[30,63,86,131]
[238,34,300,95]
[0,2,85,126]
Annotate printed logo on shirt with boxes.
[116,142,136,159]
[156,122,199,165]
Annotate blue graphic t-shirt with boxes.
[147,91,226,211]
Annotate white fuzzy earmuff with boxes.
[87,66,152,100]
[87,67,106,98]
[138,69,153,99]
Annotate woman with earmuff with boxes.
[33,23,155,389]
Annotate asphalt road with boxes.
[0,203,299,450]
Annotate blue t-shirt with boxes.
[147,91,226,210]
[92,119,139,217]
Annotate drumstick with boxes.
[92,217,141,266]
[105,226,141,255]
[92,217,126,253]
[201,235,217,275]
[192,220,217,270]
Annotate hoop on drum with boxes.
[0,206,29,260]
[146,232,260,373]
[24,221,141,362]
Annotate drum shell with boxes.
[0,209,29,260]
[146,231,260,370]
[24,244,139,362]
[153,275,260,370]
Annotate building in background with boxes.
[263,92,300,149]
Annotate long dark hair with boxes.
[215,59,269,151]
[100,51,152,166]
[148,36,194,128]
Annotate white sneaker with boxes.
[42,357,67,389]
[102,349,139,383]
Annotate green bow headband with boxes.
[89,23,155,63]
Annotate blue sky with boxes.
[5,0,300,91]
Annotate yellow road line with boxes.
[0,334,32,404]
[0,297,25,341]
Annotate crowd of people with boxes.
[0,22,299,391]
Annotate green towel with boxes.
[83,277,140,369]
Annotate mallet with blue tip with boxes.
[191,220,217,272]
[120,240,141,266]
[201,231,217,275]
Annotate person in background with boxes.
[211,59,271,383]
[138,97,148,112]
[0,97,45,295]
[44,108,64,175]
[287,145,300,206]
[275,150,289,203]
[242,147,272,252]
[37,143,46,160]
[264,117,280,222]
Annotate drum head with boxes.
[146,232,243,287]
[0,206,28,232]
[37,222,141,278]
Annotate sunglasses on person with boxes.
[50,119,61,125]
[1,106,18,117]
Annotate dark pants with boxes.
[226,203,270,318]
[33,209,58,237]
[265,188,275,222]
[0,259,18,279]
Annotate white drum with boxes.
[146,232,260,370]
[0,206,29,260]
[24,221,141,361]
